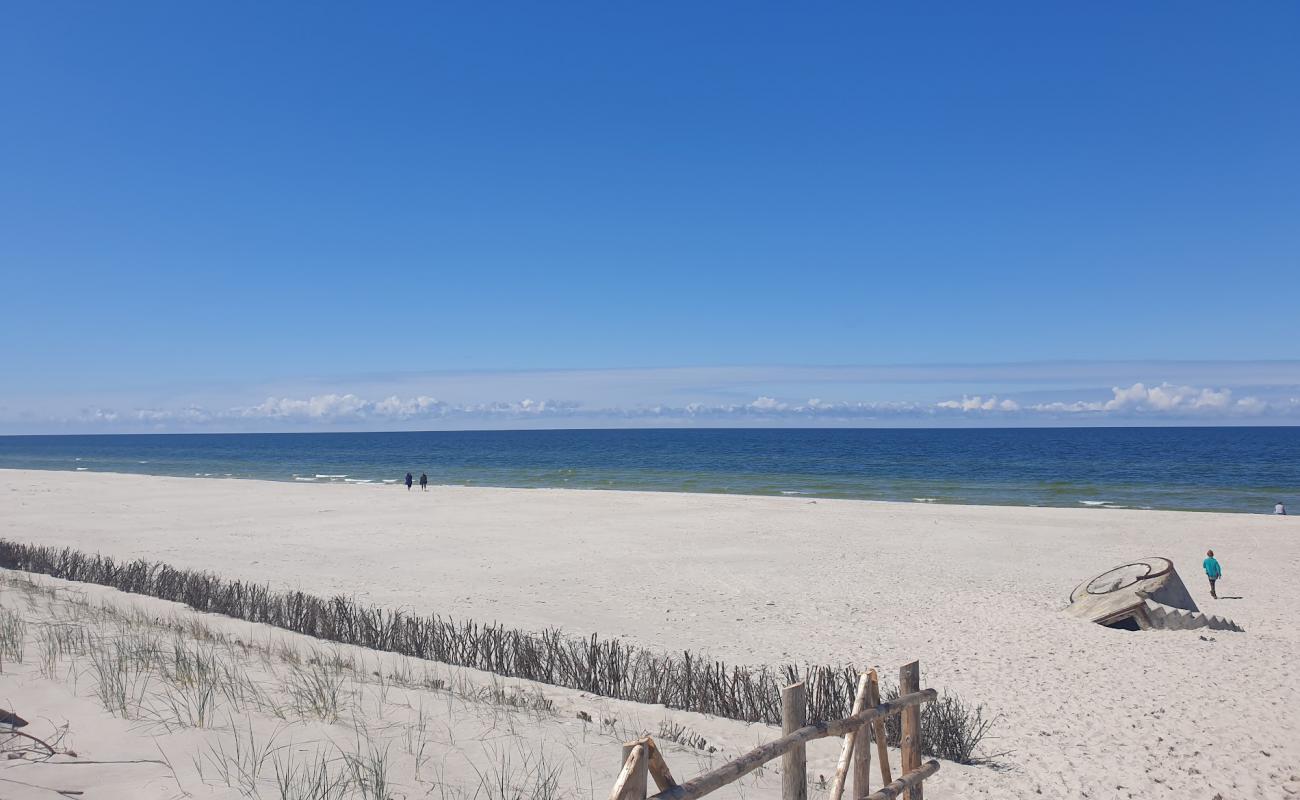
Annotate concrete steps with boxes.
[1142,600,1244,633]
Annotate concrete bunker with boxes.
[1066,556,1242,632]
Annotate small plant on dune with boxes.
[37,626,59,678]
[217,655,271,711]
[0,605,26,669]
[35,621,91,679]
[287,661,348,722]
[880,684,1008,767]
[481,680,555,715]
[345,738,395,800]
[86,636,154,718]
[471,744,563,800]
[419,672,447,692]
[404,700,432,779]
[272,747,353,800]
[155,639,226,728]
[658,720,716,753]
[195,716,284,795]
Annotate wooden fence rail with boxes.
[612,661,939,800]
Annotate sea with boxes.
[0,427,1296,514]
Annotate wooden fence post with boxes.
[852,718,872,800]
[781,682,807,800]
[615,742,649,800]
[643,737,678,792]
[867,670,891,787]
[899,661,922,800]
[830,673,871,800]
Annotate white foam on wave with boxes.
[343,478,373,484]
[294,477,318,482]
[75,467,88,471]
[381,479,398,484]
[1079,500,1110,506]
[780,490,809,496]
[913,497,938,503]
[316,474,347,479]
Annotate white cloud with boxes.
[372,395,448,419]
[36,380,1300,433]
[133,406,214,424]
[224,394,584,422]
[241,394,370,421]
[1234,396,1268,415]
[936,395,1019,412]
[1021,382,1253,415]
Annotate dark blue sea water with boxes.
[0,428,1296,513]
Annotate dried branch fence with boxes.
[613,662,939,800]
[0,540,873,726]
[0,540,980,779]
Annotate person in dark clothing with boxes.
[419,473,428,491]
[405,472,413,491]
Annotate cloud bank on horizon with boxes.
[18,373,1300,433]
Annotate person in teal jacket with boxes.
[1203,550,1222,599]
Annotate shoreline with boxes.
[0,466,1279,516]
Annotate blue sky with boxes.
[2,3,1298,432]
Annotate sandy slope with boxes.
[3,469,1299,798]
[1,570,830,800]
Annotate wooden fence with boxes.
[611,661,939,800]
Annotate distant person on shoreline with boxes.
[1275,502,1287,515]
[405,472,413,491]
[419,472,428,491]
[1203,549,1222,599]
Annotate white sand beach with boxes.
[3,469,1299,798]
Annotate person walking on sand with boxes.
[405,472,413,491]
[1203,549,1222,599]
[419,472,428,491]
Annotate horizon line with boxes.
[4,421,1300,438]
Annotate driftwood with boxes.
[864,760,940,800]
[2,730,56,756]
[650,688,936,800]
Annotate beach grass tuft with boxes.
[0,605,26,668]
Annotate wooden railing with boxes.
[610,661,939,800]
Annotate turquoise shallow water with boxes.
[0,427,1296,513]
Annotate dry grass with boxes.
[0,605,25,669]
